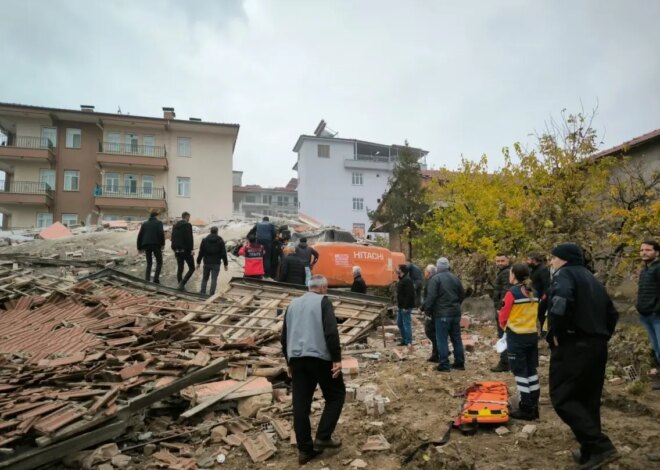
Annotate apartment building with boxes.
[232,171,298,218]
[292,120,427,237]
[0,103,239,229]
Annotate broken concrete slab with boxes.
[341,356,360,377]
[270,419,292,440]
[361,434,391,452]
[495,426,510,436]
[211,425,228,443]
[38,222,72,240]
[242,432,277,463]
[237,393,272,418]
[350,458,368,468]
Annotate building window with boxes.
[245,195,255,203]
[352,197,364,211]
[65,128,81,148]
[177,137,191,157]
[36,213,53,228]
[177,177,191,197]
[41,127,57,147]
[352,172,363,185]
[63,170,80,191]
[143,175,154,196]
[317,144,330,158]
[262,195,272,205]
[277,195,288,206]
[39,169,55,190]
[61,213,78,227]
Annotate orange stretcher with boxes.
[455,381,509,427]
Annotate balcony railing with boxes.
[99,141,166,158]
[355,154,391,163]
[95,185,165,199]
[0,180,54,196]
[2,136,55,150]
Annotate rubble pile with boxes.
[0,269,388,469]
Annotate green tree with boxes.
[368,144,429,259]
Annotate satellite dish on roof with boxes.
[314,119,338,138]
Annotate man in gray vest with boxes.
[281,275,345,465]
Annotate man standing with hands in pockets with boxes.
[281,275,346,465]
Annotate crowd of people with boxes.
[137,215,659,468]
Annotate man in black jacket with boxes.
[171,212,195,291]
[296,238,320,285]
[491,253,512,372]
[196,226,228,296]
[637,239,660,374]
[351,266,367,294]
[250,216,276,277]
[396,264,416,346]
[548,243,619,469]
[137,211,165,284]
[278,246,307,286]
[422,257,465,372]
[527,251,551,337]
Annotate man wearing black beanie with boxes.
[547,242,619,469]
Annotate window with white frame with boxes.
[352,197,364,211]
[177,137,191,157]
[177,177,191,197]
[61,213,78,227]
[142,175,154,196]
[41,127,57,147]
[63,170,80,191]
[352,172,363,185]
[317,144,330,158]
[36,213,53,228]
[65,128,81,148]
[39,169,55,190]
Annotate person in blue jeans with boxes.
[421,257,466,372]
[637,240,660,391]
[396,264,415,346]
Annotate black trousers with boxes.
[200,264,220,296]
[550,337,615,457]
[144,246,162,283]
[257,239,271,277]
[289,357,346,453]
[175,251,195,286]
[507,331,539,409]
[537,297,549,332]
[495,309,508,364]
[424,316,438,359]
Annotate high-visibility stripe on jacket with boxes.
[498,285,538,334]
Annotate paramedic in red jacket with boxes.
[239,235,266,279]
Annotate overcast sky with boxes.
[1,0,658,186]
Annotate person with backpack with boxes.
[196,226,228,296]
[171,211,195,291]
[239,235,266,279]
[498,263,540,420]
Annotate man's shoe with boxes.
[451,364,465,370]
[314,437,342,449]
[490,362,509,373]
[153,280,160,285]
[572,449,587,465]
[579,448,620,470]
[298,448,323,465]
[509,407,538,421]
[437,367,451,373]
[427,355,439,363]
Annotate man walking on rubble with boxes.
[250,216,276,278]
[547,243,619,469]
[196,226,228,296]
[137,211,165,284]
[636,239,660,390]
[281,275,345,465]
[422,257,466,372]
[491,253,512,372]
[171,212,195,291]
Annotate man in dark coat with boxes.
[279,246,307,286]
[548,243,619,469]
[396,264,416,346]
[295,238,320,285]
[422,257,465,372]
[196,226,228,296]
[491,253,512,372]
[407,261,423,307]
[636,239,660,382]
[137,211,165,284]
[171,212,195,290]
[527,251,551,337]
[351,266,367,294]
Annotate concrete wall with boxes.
[15,118,54,142]
[297,138,392,232]
[609,142,660,181]
[5,207,41,228]
[166,130,233,222]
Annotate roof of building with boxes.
[292,134,428,155]
[593,127,660,159]
[233,178,298,194]
[0,102,240,130]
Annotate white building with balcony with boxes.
[292,121,427,237]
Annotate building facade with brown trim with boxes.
[0,103,239,229]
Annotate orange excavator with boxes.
[309,242,406,288]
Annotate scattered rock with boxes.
[495,426,510,436]
[81,443,120,469]
[98,464,113,470]
[350,458,368,468]
[211,425,228,443]
[111,454,132,468]
[143,444,157,456]
[647,452,660,461]
[237,393,272,418]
